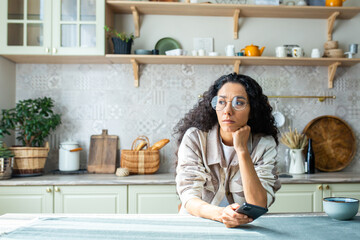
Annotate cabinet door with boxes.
[52,0,104,55]
[54,185,127,214]
[0,186,53,214]
[128,185,181,214]
[323,183,360,212]
[0,0,52,55]
[269,184,323,213]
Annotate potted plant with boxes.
[105,25,135,54]
[0,132,14,180]
[0,97,61,176]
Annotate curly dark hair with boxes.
[173,73,279,147]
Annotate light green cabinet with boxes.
[54,185,127,214]
[269,183,360,213]
[0,186,53,214]
[0,0,104,55]
[0,185,127,214]
[128,185,181,214]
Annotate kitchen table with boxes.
[0,213,359,239]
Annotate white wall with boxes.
[0,56,16,146]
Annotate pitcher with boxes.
[225,45,235,56]
[289,149,305,174]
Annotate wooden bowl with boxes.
[324,40,338,50]
[324,48,344,58]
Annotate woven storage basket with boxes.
[121,136,160,174]
[9,142,50,176]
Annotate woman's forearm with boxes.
[185,198,224,222]
[237,151,267,208]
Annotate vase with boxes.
[289,149,305,174]
[112,37,133,54]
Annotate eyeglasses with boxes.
[211,96,248,111]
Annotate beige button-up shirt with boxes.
[176,124,281,213]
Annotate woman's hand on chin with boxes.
[221,203,253,228]
[232,125,250,153]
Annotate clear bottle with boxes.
[306,138,315,174]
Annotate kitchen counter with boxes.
[0,172,359,186]
[0,213,359,239]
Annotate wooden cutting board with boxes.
[303,116,356,172]
[87,129,118,174]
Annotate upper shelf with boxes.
[106,55,360,67]
[106,1,360,19]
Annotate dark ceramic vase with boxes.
[112,37,133,54]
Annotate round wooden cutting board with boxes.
[303,116,356,172]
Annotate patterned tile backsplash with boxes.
[16,63,360,173]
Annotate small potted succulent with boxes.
[0,132,14,180]
[105,25,135,54]
[0,97,61,176]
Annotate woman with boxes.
[174,73,281,228]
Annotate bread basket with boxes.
[120,136,160,174]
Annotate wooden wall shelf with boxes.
[106,1,360,39]
[106,55,359,88]
[3,54,359,88]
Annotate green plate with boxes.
[155,38,182,55]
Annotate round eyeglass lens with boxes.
[211,96,247,111]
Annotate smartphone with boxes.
[236,202,268,220]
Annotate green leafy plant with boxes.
[0,97,61,147]
[104,25,135,43]
[0,132,14,158]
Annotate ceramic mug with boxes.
[198,49,205,56]
[275,46,287,57]
[292,47,304,57]
[311,48,321,58]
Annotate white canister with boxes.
[275,46,287,57]
[59,142,82,171]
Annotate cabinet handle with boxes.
[52,48,57,54]
[325,185,330,190]
[45,48,50,53]
[55,187,60,192]
[46,187,52,193]
[318,185,323,190]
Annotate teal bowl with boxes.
[323,197,359,220]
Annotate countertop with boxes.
[0,172,359,186]
[0,213,359,239]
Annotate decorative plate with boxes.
[303,115,356,172]
[154,38,181,55]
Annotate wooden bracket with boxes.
[185,0,190,3]
[131,6,140,38]
[234,60,241,74]
[233,9,240,39]
[327,11,339,41]
[131,59,139,87]
[328,62,341,88]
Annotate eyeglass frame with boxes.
[211,96,249,111]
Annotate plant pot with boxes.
[112,37,133,54]
[0,157,14,180]
[9,142,50,177]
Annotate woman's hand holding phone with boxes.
[221,203,253,228]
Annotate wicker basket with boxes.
[120,136,160,174]
[9,142,50,176]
